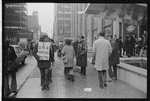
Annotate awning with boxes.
[83,3,147,25]
[84,3,107,15]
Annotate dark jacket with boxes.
[109,39,120,66]
[33,42,55,68]
[4,45,17,72]
[73,40,79,55]
[118,39,123,49]
[76,40,87,67]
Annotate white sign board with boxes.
[37,42,51,60]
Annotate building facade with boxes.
[83,3,147,50]
[54,3,88,43]
[4,3,28,44]
[28,11,40,42]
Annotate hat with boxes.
[39,34,48,42]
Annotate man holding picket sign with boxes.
[33,34,55,90]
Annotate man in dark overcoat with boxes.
[107,35,120,81]
[76,36,87,75]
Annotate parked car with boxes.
[11,45,29,65]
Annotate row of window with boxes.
[58,25,71,30]
[58,14,71,18]
[57,20,71,24]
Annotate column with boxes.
[98,17,103,33]
[88,16,92,51]
[113,21,119,37]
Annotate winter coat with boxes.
[73,40,79,55]
[92,37,112,71]
[76,40,87,67]
[4,45,17,73]
[118,39,123,49]
[33,42,55,69]
[61,45,75,67]
[109,39,120,66]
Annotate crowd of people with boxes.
[4,31,147,97]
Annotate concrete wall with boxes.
[117,58,147,93]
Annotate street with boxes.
[13,52,146,98]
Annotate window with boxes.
[18,47,23,52]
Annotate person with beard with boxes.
[76,36,87,75]
[33,34,54,90]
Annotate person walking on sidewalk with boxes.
[118,36,123,57]
[33,34,55,90]
[92,32,112,89]
[48,38,55,83]
[4,39,17,97]
[76,36,87,75]
[91,36,98,65]
[107,35,120,82]
[62,39,75,81]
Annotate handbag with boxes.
[62,55,68,64]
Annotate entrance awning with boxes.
[84,3,107,15]
[83,3,147,25]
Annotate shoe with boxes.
[100,85,104,89]
[71,75,74,81]
[41,86,45,90]
[4,92,11,97]
[91,62,95,65]
[49,79,52,82]
[107,78,114,82]
[104,84,107,87]
[45,85,50,90]
[8,92,17,97]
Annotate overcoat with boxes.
[109,39,120,66]
[61,45,75,67]
[76,41,87,67]
[92,37,112,71]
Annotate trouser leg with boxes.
[92,56,95,63]
[44,68,49,86]
[82,67,86,75]
[98,71,103,86]
[102,70,107,84]
[113,65,117,79]
[4,73,10,96]
[108,66,114,78]
[11,72,17,92]
[81,67,83,73]
[39,68,45,87]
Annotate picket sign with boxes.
[37,42,51,60]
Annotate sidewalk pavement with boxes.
[15,52,146,98]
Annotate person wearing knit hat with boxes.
[32,34,55,90]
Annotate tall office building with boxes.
[54,3,72,42]
[28,11,40,41]
[4,3,28,44]
[54,3,88,42]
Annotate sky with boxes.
[27,3,54,38]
